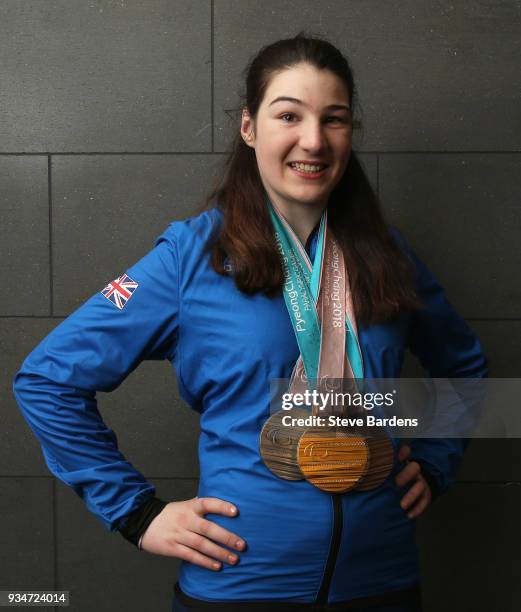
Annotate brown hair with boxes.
[199,32,422,326]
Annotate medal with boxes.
[354,433,394,490]
[259,196,393,492]
[259,408,309,480]
[297,426,369,493]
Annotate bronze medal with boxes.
[259,408,309,480]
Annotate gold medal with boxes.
[297,426,369,493]
[354,434,394,491]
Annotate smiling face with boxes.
[241,62,353,213]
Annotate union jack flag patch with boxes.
[101,273,139,310]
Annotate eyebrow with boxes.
[269,96,351,112]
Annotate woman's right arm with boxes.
[12,223,244,570]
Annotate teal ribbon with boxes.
[266,195,364,384]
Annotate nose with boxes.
[298,118,328,152]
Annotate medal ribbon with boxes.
[266,196,364,416]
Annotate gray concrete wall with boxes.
[1,1,519,611]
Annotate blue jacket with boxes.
[13,206,488,604]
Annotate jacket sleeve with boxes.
[12,224,180,532]
[390,226,489,499]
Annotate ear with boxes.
[240,108,255,147]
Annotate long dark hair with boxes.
[198,32,422,326]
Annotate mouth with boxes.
[287,162,329,179]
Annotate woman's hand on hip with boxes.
[139,497,245,571]
[395,444,432,519]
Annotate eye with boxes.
[279,113,348,124]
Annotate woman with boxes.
[13,33,487,611]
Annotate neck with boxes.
[269,197,326,246]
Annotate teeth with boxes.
[290,162,326,173]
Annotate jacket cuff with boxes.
[118,496,168,548]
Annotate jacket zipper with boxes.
[315,493,343,605]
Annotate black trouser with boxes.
[171,582,423,612]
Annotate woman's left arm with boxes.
[390,227,489,515]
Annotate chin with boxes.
[290,185,333,200]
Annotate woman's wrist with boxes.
[416,464,440,501]
[118,496,168,549]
